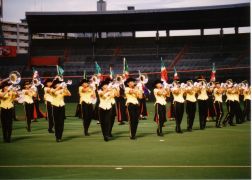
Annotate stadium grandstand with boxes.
[0,2,250,101]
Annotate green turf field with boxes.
[0,103,250,179]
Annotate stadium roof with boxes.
[26,3,250,33]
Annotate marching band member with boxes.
[0,82,18,142]
[171,80,185,133]
[22,81,36,132]
[98,80,114,141]
[206,82,216,121]
[242,80,251,121]
[43,78,54,133]
[233,83,244,124]
[115,78,127,125]
[79,78,95,136]
[222,79,236,126]
[138,75,149,120]
[106,79,119,137]
[185,80,197,131]
[153,80,170,136]
[50,79,71,142]
[125,78,143,139]
[196,77,209,130]
[213,82,225,128]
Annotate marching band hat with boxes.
[172,80,180,84]
[0,81,11,89]
[153,80,163,87]
[51,79,62,89]
[23,80,31,88]
[43,78,53,86]
[242,80,248,84]
[98,80,110,90]
[197,75,206,81]
[79,79,90,87]
[124,77,136,87]
[226,79,233,83]
[187,80,193,84]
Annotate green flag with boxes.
[56,65,64,76]
[95,61,101,75]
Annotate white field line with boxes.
[0,165,250,168]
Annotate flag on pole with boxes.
[160,57,168,82]
[210,63,216,82]
[83,70,86,79]
[56,65,64,76]
[95,61,101,75]
[173,66,179,80]
[123,57,129,78]
[109,66,114,80]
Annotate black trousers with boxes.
[99,108,111,139]
[198,100,208,129]
[223,100,235,125]
[154,103,167,134]
[81,102,93,134]
[214,101,224,127]
[109,104,116,136]
[1,108,13,142]
[75,104,82,119]
[46,101,54,131]
[186,101,196,130]
[207,97,216,119]
[127,103,140,138]
[174,101,184,132]
[243,99,251,121]
[52,105,65,140]
[24,102,34,130]
[139,98,148,117]
[233,101,244,124]
[115,97,127,122]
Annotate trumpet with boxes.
[59,80,72,88]
[0,71,21,85]
[136,72,148,85]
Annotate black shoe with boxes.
[104,137,109,142]
[48,130,54,133]
[130,136,136,140]
[26,127,31,132]
[85,133,90,136]
[56,139,61,143]
[118,122,125,125]
[187,128,192,132]
[157,129,161,136]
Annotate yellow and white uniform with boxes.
[125,87,139,105]
[186,89,197,102]
[44,87,53,103]
[197,88,208,100]
[172,88,185,103]
[0,91,15,109]
[79,86,93,104]
[51,89,66,107]
[153,88,167,105]
[213,88,223,102]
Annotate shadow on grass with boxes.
[63,135,83,142]
[11,136,32,142]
